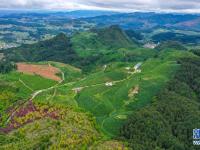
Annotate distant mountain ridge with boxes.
[0,10,118,19]
[81,12,200,31]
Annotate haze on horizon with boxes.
[0,0,200,13]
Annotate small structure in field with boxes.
[125,67,131,70]
[134,63,142,70]
[103,65,107,71]
[105,82,114,87]
[133,63,142,73]
[72,87,84,93]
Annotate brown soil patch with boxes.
[17,63,61,81]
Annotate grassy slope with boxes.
[32,50,193,137]
[75,59,178,136]
[71,32,107,57]
[71,26,137,57]
[0,72,56,98]
[0,50,193,149]
[71,50,194,137]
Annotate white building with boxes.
[72,87,83,93]
[134,63,142,70]
[105,82,113,87]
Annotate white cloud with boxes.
[0,0,200,13]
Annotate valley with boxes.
[0,10,200,149]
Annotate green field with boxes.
[30,50,191,137]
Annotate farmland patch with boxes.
[17,63,61,81]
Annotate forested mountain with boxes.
[3,33,78,63]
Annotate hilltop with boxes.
[3,33,78,63]
[72,25,137,57]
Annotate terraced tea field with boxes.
[1,50,189,140]
[21,52,182,137]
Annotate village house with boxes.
[72,87,84,93]
[105,82,114,87]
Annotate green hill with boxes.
[71,25,137,57]
[95,25,136,49]
[4,33,78,63]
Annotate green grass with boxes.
[0,72,56,89]
[72,51,186,136]
[35,86,78,107]
[71,32,107,57]
[71,26,137,58]
[0,72,56,97]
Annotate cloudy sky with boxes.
[0,0,200,13]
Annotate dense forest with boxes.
[121,51,200,150]
[3,33,78,64]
